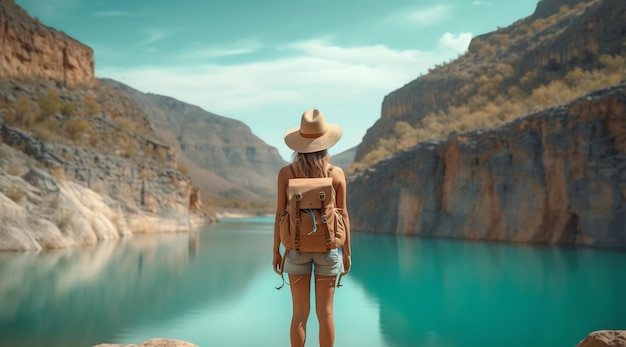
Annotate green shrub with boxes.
[6,185,25,203]
[37,90,61,120]
[32,118,59,141]
[60,101,77,117]
[122,143,136,158]
[49,167,65,180]
[6,163,22,176]
[66,118,91,141]
[84,94,101,115]
[116,118,136,132]
[6,96,35,127]
[177,164,189,176]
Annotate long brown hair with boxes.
[292,150,331,178]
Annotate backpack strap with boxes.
[289,164,301,250]
[319,190,332,251]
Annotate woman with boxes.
[273,109,352,347]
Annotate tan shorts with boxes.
[283,248,343,276]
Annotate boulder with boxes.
[576,330,626,347]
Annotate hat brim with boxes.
[284,124,342,153]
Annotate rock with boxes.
[0,138,202,250]
[93,338,198,347]
[355,0,626,167]
[348,83,626,247]
[0,190,63,251]
[576,330,626,347]
[0,1,215,252]
[22,167,60,193]
[0,0,95,86]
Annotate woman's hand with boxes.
[273,252,283,275]
[342,253,351,275]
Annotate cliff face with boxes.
[355,0,626,165]
[0,123,202,251]
[0,0,94,85]
[0,1,208,251]
[348,84,626,247]
[517,0,626,75]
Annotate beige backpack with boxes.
[279,164,346,252]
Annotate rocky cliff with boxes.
[0,0,94,86]
[517,0,626,76]
[354,0,626,167]
[0,118,202,251]
[348,84,626,247]
[0,0,206,251]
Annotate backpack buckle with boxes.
[295,192,302,201]
[321,215,328,224]
[295,218,301,226]
[318,191,326,200]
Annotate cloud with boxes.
[100,39,443,110]
[142,29,171,45]
[472,1,495,5]
[439,32,472,53]
[93,11,132,17]
[97,36,468,159]
[176,42,260,60]
[408,5,452,26]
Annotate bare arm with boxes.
[272,166,290,273]
[332,167,351,273]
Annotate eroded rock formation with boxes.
[348,84,626,247]
[0,0,94,85]
[0,125,205,251]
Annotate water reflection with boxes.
[350,233,626,347]
[0,218,272,347]
[1,219,624,347]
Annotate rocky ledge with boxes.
[0,124,210,251]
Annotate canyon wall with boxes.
[348,84,626,247]
[0,0,94,85]
[0,124,203,251]
[355,0,626,164]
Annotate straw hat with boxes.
[284,109,342,153]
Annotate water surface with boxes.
[0,216,624,346]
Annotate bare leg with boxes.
[289,274,311,347]
[315,275,336,347]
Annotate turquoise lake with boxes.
[0,216,624,347]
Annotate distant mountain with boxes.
[331,146,356,169]
[100,79,287,207]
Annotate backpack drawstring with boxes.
[306,209,317,235]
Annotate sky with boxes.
[15,0,539,161]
